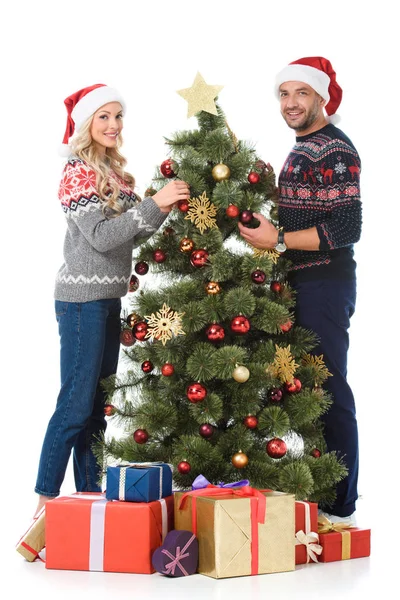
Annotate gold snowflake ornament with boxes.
[269,344,299,383]
[253,248,280,264]
[185,191,217,234]
[302,353,332,386]
[144,303,185,346]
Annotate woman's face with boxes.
[90,102,123,153]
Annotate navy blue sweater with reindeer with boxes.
[278,124,362,282]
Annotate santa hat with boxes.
[59,83,126,156]
[275,57,342,123]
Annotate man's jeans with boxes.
[35,298,121,497]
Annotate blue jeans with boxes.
[291,277,358,517]
[35,298,121,497]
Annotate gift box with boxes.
[45,492,174,573]
[152,529,199,577]
[106,462,172,503]
[16,506,46,562]
[174,487,295,579]
[317,516,371,562]
[295,500,321,564]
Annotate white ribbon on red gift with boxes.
[295,500,322,563]
[116,461,172,501]
[161,534,196,576]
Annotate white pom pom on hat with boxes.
[59,83,126,156]
[275,56,343,122]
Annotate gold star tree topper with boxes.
[177,72,224,118]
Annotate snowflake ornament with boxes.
[184,191,217,234]
[144,303,185,346]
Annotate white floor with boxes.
[5,488,394,600]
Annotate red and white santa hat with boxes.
[275,56,343,123]
[59,83,126,156]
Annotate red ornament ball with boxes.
[251,269,266,284]
[285,378,302,393]
[132,321,149,341]
[239,210,253,224]
[133,428,149,444]
[269,388,283,402]
[270,280,282,293]
[205,323,225,342]
[104,404,116,416]
[280,320,293,333]
[153,249,167,263]
[163,226,175,236]
[311,448,322,458]
[134,261,149,276]
[190,249,209,268]
[186,382,207,403]
[160,159,176,178]
[248,171,260,184]
[178,199,190,212]
[177,460,191,474]
[230,315,251,335]
[243,415,258,429]
[141,360,154,373]
[199,423,214,439]
[226,204,240,218]
[266,437,287,458]
[161,363,175,376]
[128,275,140,292]
[120,329,135,347]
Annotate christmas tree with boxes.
[98,73,347,506]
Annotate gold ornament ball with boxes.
[232,451,249,469]
[212,163,231,181]
[205,281,221,295]
[232,365,250,383]
[179,237,194,253]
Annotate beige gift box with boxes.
[16,506,46,562]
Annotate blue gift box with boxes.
[106,462,173,503]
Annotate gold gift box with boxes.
[174,490,295,579]
[16,507,46,562]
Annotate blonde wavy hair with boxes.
[70,116,138,216]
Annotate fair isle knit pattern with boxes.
[55,157,167,302]
[278,124,362,280]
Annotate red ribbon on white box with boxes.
[295,500,322,563]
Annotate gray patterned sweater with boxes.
[55,157,167,302]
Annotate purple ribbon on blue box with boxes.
[191,474,250,490]
[106,461,173,503]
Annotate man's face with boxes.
[279,81,325,133]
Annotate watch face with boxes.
[275,242,287,253]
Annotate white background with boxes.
[2,0,398,595]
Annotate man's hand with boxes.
[238,212,278,249]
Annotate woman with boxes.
[33,84,190,517]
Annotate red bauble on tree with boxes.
[266,437,287,458]
[248,171,260,184]
[133,428,149,444]
[226,204,240,218]
[280,320,293,333]
[132,321,149,341]
[141,360,154,373]
[104,404,116,416]
[243,415,258,429]
[128,275,139,292]
[230,315,251,335]
[205,323,225,342]
[120,329,135,347]
[161,363,175,377]
[135,261,149,275]
[177,460,191,474]
[153,249,167,263]
[186,383,207,403]
[269,387,283,402]
[270,280,282,293]
[160,158,176,178]
[178,199,190,212]
[190,249,209,268]
[163,226,175,236]
[239,210,253,224]
[199,423,214,439]
[285,378,302,393]
[251,269,266,284]
[311,448,322,458]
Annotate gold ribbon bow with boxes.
[295,530,323,563]
[318,515,355,560]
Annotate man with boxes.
[239,57,362,523]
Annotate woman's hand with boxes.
[153,180,190,213]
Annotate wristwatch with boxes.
[274,228,287,253]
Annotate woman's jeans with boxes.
[290,277,358,517]
[35,298,121,497]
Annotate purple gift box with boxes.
[152,529,198,577]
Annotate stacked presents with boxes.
[16,464,371,578]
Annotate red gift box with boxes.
[45,492,174,573]
[295,500,321,564]
[317,516,371,562]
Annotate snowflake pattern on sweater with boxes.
[278,124,362,280]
